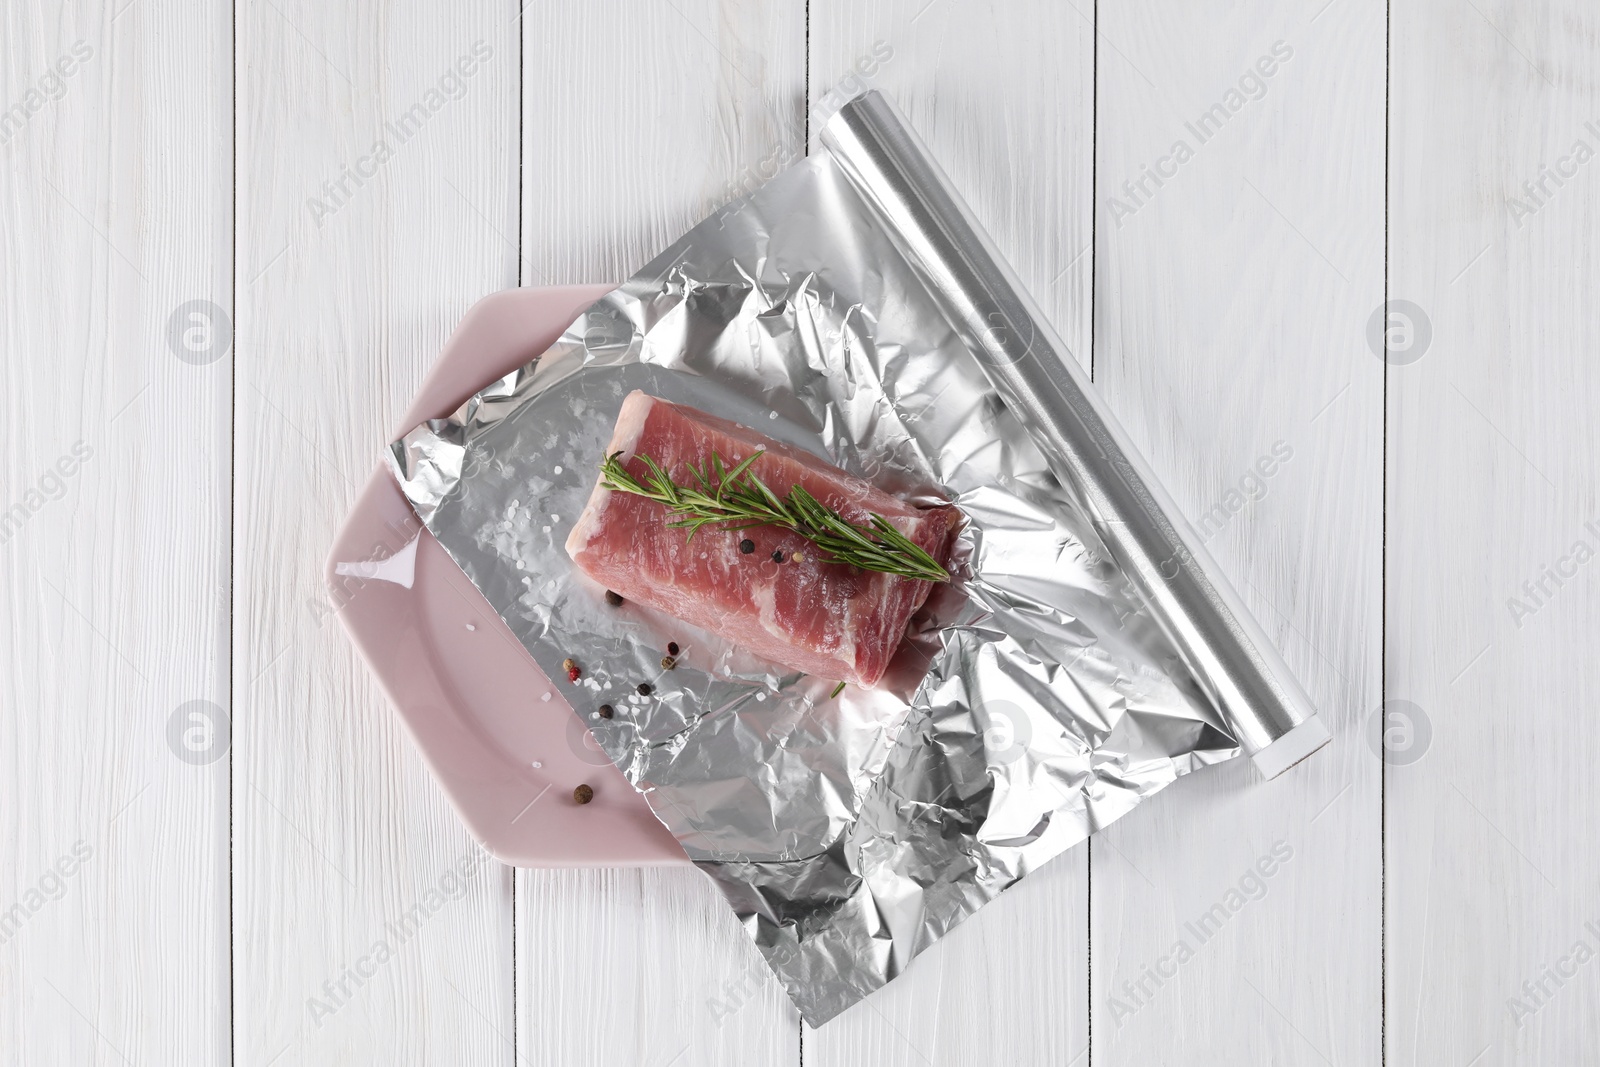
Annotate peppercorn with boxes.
[573,784,594,805]
[739,538,755,554]
[604,590,624,607]
[771,550,785,563]
[562,657,581,683]
[661,656,676,670]
[637,682,653,696]
[667,642,680,656]
[598,704,614,719]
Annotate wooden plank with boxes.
[231,1,521,1062]
[806,4,1094,1064]
[1387,2,1600,1064]
[0,2,231,1063]
[516,2,804,1064]
[519,868,797,1065]
[1090,2,1384,1064]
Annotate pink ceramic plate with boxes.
[327,286,688,866]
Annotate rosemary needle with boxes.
[598,448,949,584]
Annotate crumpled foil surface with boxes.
[389,95,1244,1024]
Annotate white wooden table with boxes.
[3,1,1595,1063]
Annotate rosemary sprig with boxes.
[598,448,950,584]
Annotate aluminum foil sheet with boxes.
[388,91,1318,1025]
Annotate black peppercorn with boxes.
[637,682,653,696]
[604,590,624,606]
[573,784,594,805]
[739,539,755,554]
[667,642,679,656]
[598,704,614,719]
[771,550,784,563]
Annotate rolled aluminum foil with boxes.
[822,92,1327,771]
[387,90,1321,1024]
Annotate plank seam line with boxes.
[514,0,525,1062]
[800,4,810,1063]
[1086,1,1099,1064]
[802,0,810,154]
[229,0,240,1061]
[1381,0,1391,1062]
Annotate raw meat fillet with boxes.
[565,392,957,687]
